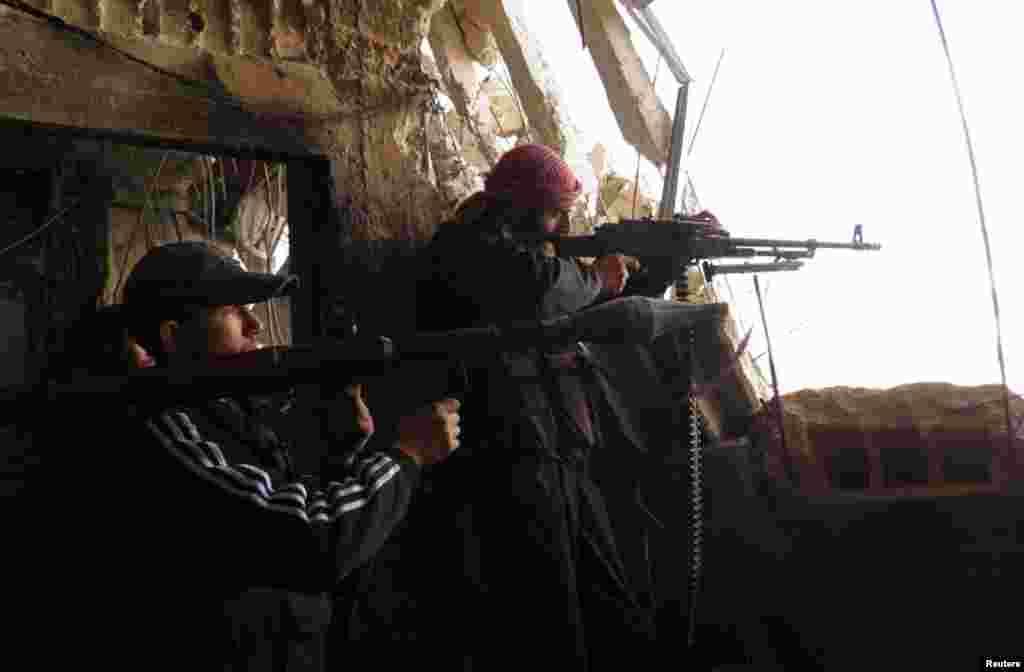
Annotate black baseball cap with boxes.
[122,241,299,315]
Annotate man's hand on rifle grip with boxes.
[594,254,630,297]
[396,398,462,466]
[319,383,376,454]
[691,209,728,236]
[343,383,374,437]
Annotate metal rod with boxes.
[658,83,689,219]
[622,4,661,58]
[754,275,788,481]
[637,6,691,84]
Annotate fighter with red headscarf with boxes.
[436,142,629,320]
[401,144,656,671]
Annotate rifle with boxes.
[514,216,881,289]
[0,296,728,420]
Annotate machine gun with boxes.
[0,296,727,421]
[514,216,881,290]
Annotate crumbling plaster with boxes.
[465,0,574,157]
[6,0,463,241]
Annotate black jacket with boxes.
[416,219,605,330]
[401,217,654,669]
[416,220,608,460]
[34,391,419,671]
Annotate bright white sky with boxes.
[525,0,1024,395]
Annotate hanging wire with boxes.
[261,164,279,250]
[928,0,1014,454]
[195,157,209,240]
[271,166,286,345]
[678,49,724,215]
[277,165,285,228]
[262,184,279,347]
[218,155,229,205]
[260,164,285,346]
[111,152,169,302]
[686,49,725,159]
[207,156,217,241]
[143,153,170,251]
[269,167,289,264]
[0,199,82,258]
[674,49,752,355]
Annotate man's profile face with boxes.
[204,304,263,356]
[158,303,264,362]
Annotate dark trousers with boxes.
[332,367,655,670]
[467,455,655,671]
[333,453,655,671]
[222,589,331,672]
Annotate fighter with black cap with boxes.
[47,240,460,672]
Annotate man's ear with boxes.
[158,320,179,355]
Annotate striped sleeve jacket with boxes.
[140,407,420,593]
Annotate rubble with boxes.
[451,0,499,66]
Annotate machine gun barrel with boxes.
[514,219,882,263]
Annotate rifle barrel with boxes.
[517,233,881,254]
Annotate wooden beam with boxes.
[0,10,334,159]
[568,0,672,166]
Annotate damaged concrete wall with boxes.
[0,0,461,245]
[2,0,666,242]
[688,276,770,439]
[462,0,574,157]
[755,384,1024,495]
[426,0,584,192]
[428,3,501,169]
